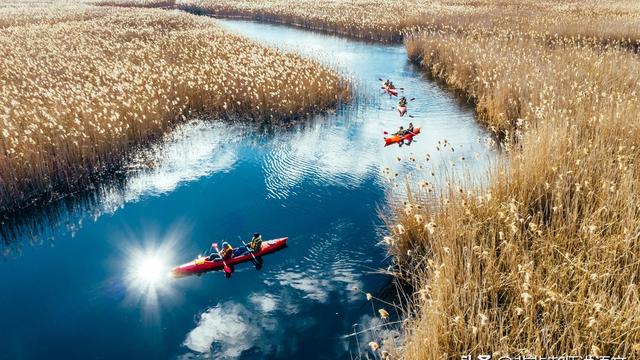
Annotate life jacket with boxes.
[249,236,263,251]
[220,245,233,259]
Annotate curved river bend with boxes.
[0,19,493,359]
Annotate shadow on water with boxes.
[1,179,122,258]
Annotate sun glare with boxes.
[121,234,183,322]
[127,248,172,292]
[133,257,168,286]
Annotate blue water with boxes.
[0,19,492,359]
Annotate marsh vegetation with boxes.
[0,4,349,213]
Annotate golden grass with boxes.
[390,3,640,360]
[88,0,175,7]
[176,0,415,41]
[405,31,640,137]
[176,0,640,45]
[3,0,640,357]
[0,5,349,212]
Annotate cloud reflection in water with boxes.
[181,299,283,359]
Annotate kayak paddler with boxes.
[407,122,415,134]
[232,232,263,257]
[247,233,263,252]
[209,241,234,261]
[393,126,405,137]
[398,96,407,108]
[403,122,416,145]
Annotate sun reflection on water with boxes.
[130,255,170,287]
[121,232,183,322]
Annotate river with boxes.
[0,18,493,359]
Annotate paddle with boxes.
[212,243,233,277]
[238,236,264,267]
[201,243,214,258]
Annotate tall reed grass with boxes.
[389,3,640,360]
[176,0,640,46]
[0,5,349,213]
[89,0,175,8]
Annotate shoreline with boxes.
[5,1,640,358]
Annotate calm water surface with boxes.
[0,19,493,359]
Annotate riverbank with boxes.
[395,7,640,358]
[173,0,640,47]
[163,1,640,358]
[0,4,349,214]
[4,1,640,358]
[0,16,492,359]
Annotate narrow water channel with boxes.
[0,19,493,359]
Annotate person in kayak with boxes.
[393,126,405,137]
[209,241,234,261]
[229,233,263,257]
[407,122,415,134]
[402,122,417,146]
[398,96,407,108]
[247,233,263,252]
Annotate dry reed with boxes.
[0,5,349,212]
[176,0,640,45]
[391,2,640,359]
[3,1,640,357]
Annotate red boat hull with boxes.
[382,85,398,96]
[397,105,407,116]
[384,127,420,146]
[172,237,288,277]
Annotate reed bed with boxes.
[0,5,349,213]
[0,4,106,28]
[176,0,640,45]
[385,3,640,360]
[88,0,175,8]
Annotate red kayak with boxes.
[384,127,421,146]
[172,237,288,277]
[397,105,407,116]
[382,84,398,96]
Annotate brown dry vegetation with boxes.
[396,3,640,360]
[3,0,640,358]
[0,4,349,213]
[176,0,640,45]
[171,0,640,358]
[88,0,175,8]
